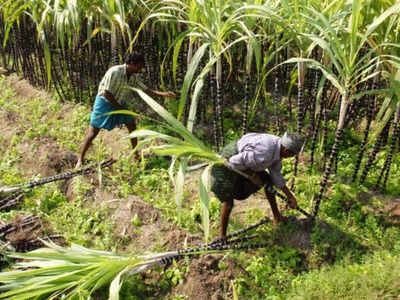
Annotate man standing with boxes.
[76,52,176,168]
[210,132,305,237]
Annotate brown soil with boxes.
[172,254,236,300]
[16,137,78,178]
[4,74,48,99]
[359,191,400,225]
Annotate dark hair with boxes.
[125,52,145,65]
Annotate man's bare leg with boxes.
[125,119,139,159]
[219,199,234,238]
[76,126,100,169]
[265,190,283,225]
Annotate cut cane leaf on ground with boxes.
[0,240,144,299]
[0,236,271,299]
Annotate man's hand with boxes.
[288,195,298,209]
[164,91,176,98]
[224,160,234,169]
[147,89,177,98]
[104,90,124,110]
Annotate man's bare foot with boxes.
[133,152,140,160]
[75,160,82,169]
[272,215,288,226]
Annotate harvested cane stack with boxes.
[0,159,115,211]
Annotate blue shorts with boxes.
[90,95,134,131]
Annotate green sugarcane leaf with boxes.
[283,57,345,95]
[43,36,52,88]
[127,129,184,145]
[364,2,400,39]
[199,166,211,243]
[107,109,143,119]
[131,88,206,149]
[178,43,209,121]
[175,159,187,217]
[187,77,204,132]
[376,94,393,121]
[232,280,239,300]
[109,266,130,300]
[169,156,178,187]
[172,34,185,87]
[152,145,222,161]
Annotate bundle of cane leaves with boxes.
[0,235,271,300]
[123,88,224,164]
[0,240,183,300]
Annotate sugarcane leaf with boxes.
[107,109,143,119]
[131,88,210,151]
[283,57,345,95]
[172,34,185,87]
[232,280,239,300]
[174,159,187,216]
[123,91,223,163]
[364,2,400,40]
[178,43,209,120]
[127,129,184,145]
[152,145,221,161]
[0,242,146,299]
[376,94,394,121]
[199,166,211,243]
[187,77,204,132]
[168,156,178,187]
[43,36,52,88]
[109,266,130,300]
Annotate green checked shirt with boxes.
[98,64,147,106]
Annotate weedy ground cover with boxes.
[0,75,400,299]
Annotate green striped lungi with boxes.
[210,140,272,202]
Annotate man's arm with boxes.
[103,90,124,110]
[268,161,298,209]
[281,185,298,209]
[145,89,176,98]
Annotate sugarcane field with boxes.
[1,0,400,299]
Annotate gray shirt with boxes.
[228,133,286,188]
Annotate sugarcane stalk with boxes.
[359,117,392,185]
[292,59,307,186]
[242,45,252,135]
[241,73,251,135]
[375,104,400,190]
[210,66,220,151]
[216,58,225,148]
[352,73,378,182]
[313,93,349,218]
[273,72,280,132]
[0,215,40,237]
[0,159,115,199]
[310,82,327,167]
[0,193,24,210]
